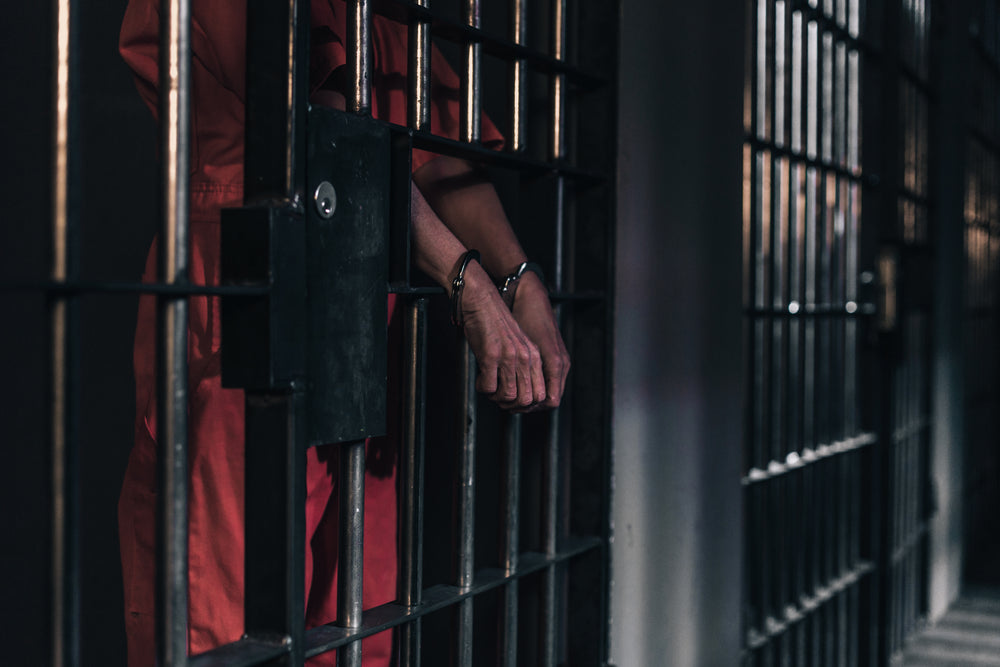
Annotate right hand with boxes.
[458,262,547,411]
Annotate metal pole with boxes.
[349,0,372,115]
[338,440,367,667]
[509,0,527,152]
[409,1,431,131]
[497,413,521,667]
[454,342,477,666]
[51,0,81,663]
[157,0,192,663]
[461,0,482,143]
[399,299,428,667]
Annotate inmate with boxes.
[117,1,569,664]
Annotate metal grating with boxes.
[742,1,874,664]
[742,0,941,664]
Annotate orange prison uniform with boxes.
[116,1,503,664]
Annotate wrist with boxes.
[499,261,547,310]
[450,249,481,327]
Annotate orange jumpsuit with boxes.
[116,1,502,665]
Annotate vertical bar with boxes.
[349,0,372,115]
[239,4,309,665]
[51,0,80,663]
[338,440,367,667]
[462,0,482,143]
[509,0,527,151]
[453,343,477,666]
[550,0,567,159]
[409,0,431,130]
[541,3,568,658]
[243,390,306,665]
[399,299,428,667]
[497,413,521,667]
[157,0,191,663]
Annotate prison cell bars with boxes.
[876,0,934,661]
[742,0,876,664]
[43,0,615,663]
[263,0,610,664]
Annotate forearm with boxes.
[412,156,528,279]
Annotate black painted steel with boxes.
[221,206,307,390]
[243,392,306,666]
[305,109,389,445]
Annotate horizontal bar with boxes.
[399,126,607,183]
[0,280,270,297]
[189,638,290,667]
[744,303,874,317]
[891,417,930,444]
[3,280,603,303]
[371,0,606,88]
[744,135,864,180]
[304,537,601,657]
[744,560,875,651]
[890,521,929,566]
[742,432,877,486]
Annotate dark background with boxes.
[1,2,156,664]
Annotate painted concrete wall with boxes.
[928,0,968,621]
[611,2,746,665]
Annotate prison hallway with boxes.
[900,586,1000,666]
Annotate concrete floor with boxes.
[901,586,1000,666]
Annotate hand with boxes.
[459,262,548,411]
[510,272,570,409]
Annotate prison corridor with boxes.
[900,587,1000,666]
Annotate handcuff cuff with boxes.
[451,252,547,327]
[498,261,546,309]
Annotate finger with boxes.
[475,358,499,395]
[542,348,569,408]
[528,344,547,405]
[493,362,518,404]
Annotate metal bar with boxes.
[157,0,192,662]
[51,0,81,663]
[244,0,310,204]
[242,391,305,665]
[509,0,527,152]
[338,440,367,667]
[409,0,431,130]
[550,0,566,160]
[350,0,372,114]
[461,0,482,143]
[305,538,603,657]
[497,413,521,667]
[453,342,476,665]
[398,299,428,667]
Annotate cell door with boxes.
[44,0,618,666]
[742,0,934,664]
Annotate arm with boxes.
[312,88,551,410]
[413,156,570,408]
